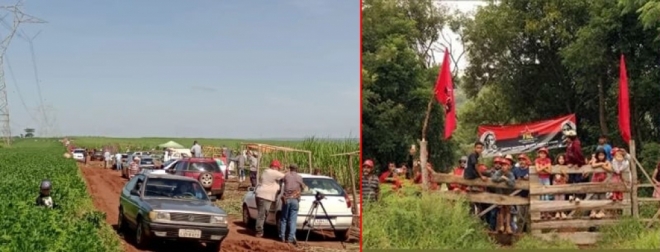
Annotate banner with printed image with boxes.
[477,114,577,157]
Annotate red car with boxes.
[166,157,227,199]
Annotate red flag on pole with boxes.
[618,54,631,143]
[434,49,456,140]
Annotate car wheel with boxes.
[334,230,349,241]
[135,218,151,248]
[199,172,214,189]
[242,205,255,229]
[117,208,127,233]
[205,241,222,252]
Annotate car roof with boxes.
[141,155,152,158]
[299,173,335,180]
[73,148,85,151]
[144,173,196,182]
[182,157,216,162]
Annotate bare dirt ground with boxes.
[78,160,357,252]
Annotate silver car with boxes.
[117,173,229,251]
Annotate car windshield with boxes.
[73,150,85,153]
[163,159,177,167]
[143,178,208,200]
[188,162,221,172]
[140,158,154,165]
[302,177,344,196]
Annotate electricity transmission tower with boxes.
[0,0,45,146]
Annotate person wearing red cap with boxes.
[362,159,380,203]
[535,148,553,220]
[490,158,515,234]
[254,160,285,237]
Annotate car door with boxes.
[245,188,258,219]
[265,180,284,225]
[121,176,139,225]
[173,161,188,176]
[125,175,145,225]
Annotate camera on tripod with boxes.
[314,191,325,201]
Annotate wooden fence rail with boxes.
[432,163,646,245]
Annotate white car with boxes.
[241,174,353,239]
[72,148,86,161]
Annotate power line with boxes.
[0,0,45,146]
[5,54,39,123]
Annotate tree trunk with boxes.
[598,78,609,136]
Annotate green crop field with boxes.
[0,140,123,252]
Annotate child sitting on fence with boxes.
[535,148,553,220]
[553,154,569,219]
[490,158,515,234]
[609,148,630,202]
[588,148,612,219]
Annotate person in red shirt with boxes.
[564,130,586,201]
[535,147,553,219]
[379,162,396,183]
[588,148,611,219]
[449,156,468,192]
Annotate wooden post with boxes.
[349,155,358,215]
[308,151,313,173]
[630,140,639,218]
[256,145,262,185]
[420,139,429,190]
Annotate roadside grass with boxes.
[363,181,660,249]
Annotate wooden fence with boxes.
[433,160,659,245]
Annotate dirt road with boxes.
[78,161,353,252]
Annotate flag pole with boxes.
[419,99,434,191]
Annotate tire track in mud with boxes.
[78,161,349,252]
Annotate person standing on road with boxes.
[231,150,247,183]
[248,150,259,187]
[190,141,202,158]
[279,164,305,244]
[115,152,122,171]
[104,149,111,168]
[254,160,285,238]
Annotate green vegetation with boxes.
[0,141,122,252]
[364,183,660,249]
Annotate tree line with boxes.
[362,0,660,174]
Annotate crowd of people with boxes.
[362,130,660,234]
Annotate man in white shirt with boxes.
[254,160,285,237]
[114,152,123,171]
[104,150,112,169]
[190,141,203,158]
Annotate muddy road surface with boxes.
[79,161,354,252]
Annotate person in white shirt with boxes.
[190,141,203,158]
[104,150,112,169]
[254,160,285,237]
[114,152,123,171]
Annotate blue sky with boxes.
[4,0,359,139]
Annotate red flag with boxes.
[434,49,456,139]
[618,54,631,143]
